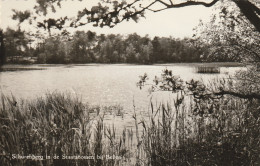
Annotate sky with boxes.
[0,0,217,38]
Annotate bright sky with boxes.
[0,0,217,38]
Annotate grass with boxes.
[0,92,132,166]
[137,94,260,165]
[1,91,260,165]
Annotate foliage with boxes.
[137,68,260,116]
[3,29,207,64]
[135,68,260,165]
[3,28,33,63]
[14,0,259,34]
[233,65,260,97]
[36,36,66,63]
[69,31,96,63]
[12,10,31,26]
[194,0,260,62]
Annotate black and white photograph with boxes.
[0,0,260,165]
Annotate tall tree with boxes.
[151,37,161,62]
[0,29,6,65]
[139,42,153,64]
[125,43,137,63]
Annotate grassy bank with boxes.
[1,92,260,165]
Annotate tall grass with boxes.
[0,92,131,166]
[1,91,259,165]
[136,94,260,165]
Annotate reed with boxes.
[135,94,260,165]
[0,92,131,166]
[197,66,220,73]
[1,91,259,165]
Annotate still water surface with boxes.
[0,64,241,112]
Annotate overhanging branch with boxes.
[214,90,260,100]
[232,0,260,32]
[167,0,219,8]
[149,0,219,12]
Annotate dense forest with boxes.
[2,28,212,64]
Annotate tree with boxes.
[29,0,260,33]
[193,1,260,63]
[98,38,114,63]
[4,28,31,62]
[125,43,137,63]
[0,29,6,65]
[37,36,66,63]
[11,9,31,29]
[69,31,96,63]
[151,37,161,62]
[139,42,153,64]
[137,68,260,116]
[112,35,125,62]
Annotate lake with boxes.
[0,63,243,130]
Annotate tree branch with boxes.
[168,0,219,7]
[249,0,260,16]
[218,44,260,61]
[233,42,260,60]
[147,0,219,12]
[214,90,260,100]
[232,0,260,32]
[156,0,171,7]
[33,0,260,34]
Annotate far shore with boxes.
[1,62,244,68]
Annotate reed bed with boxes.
[0,92,132,166]
[135,94,260,165]
[1,91,260,165]
[197,66,220,73]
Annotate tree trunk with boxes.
[232,0,260,32]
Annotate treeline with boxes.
[3,28,209,64]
